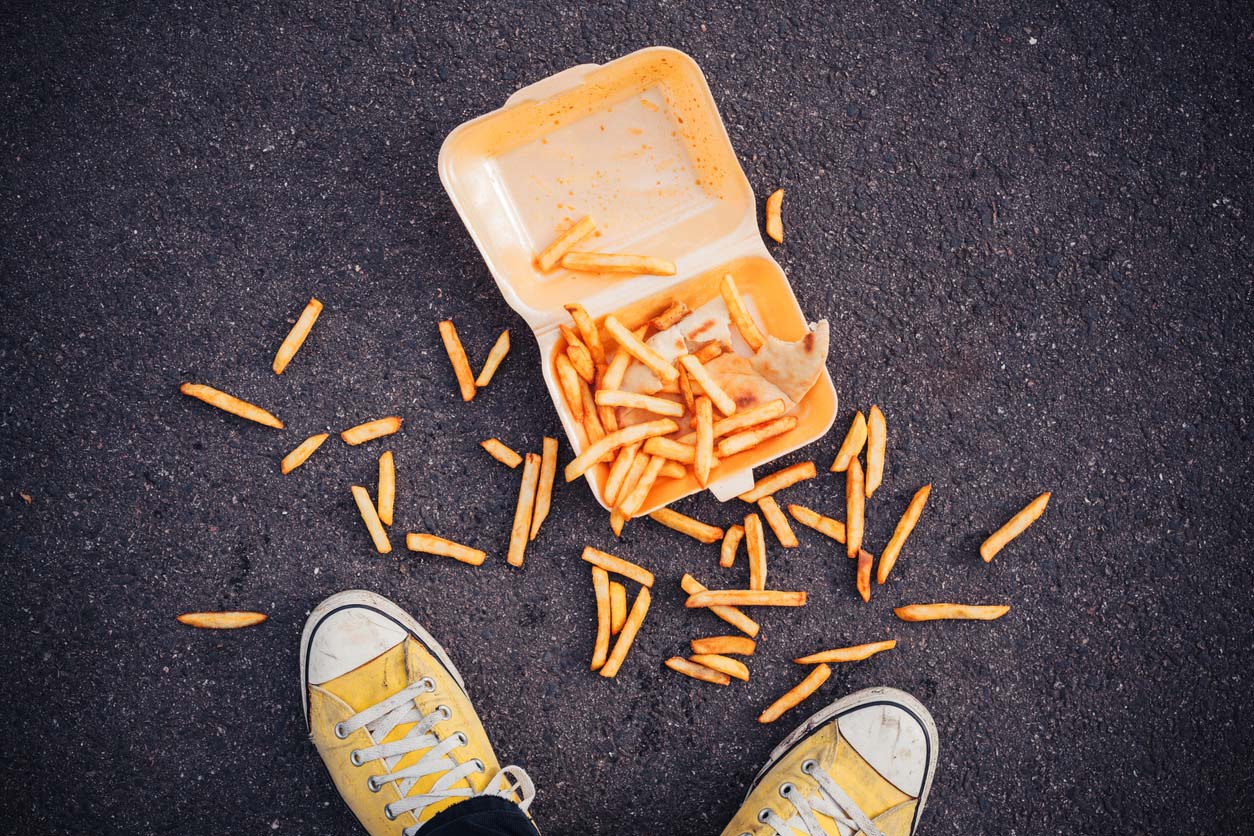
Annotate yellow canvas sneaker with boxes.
[721,687,938,836]
[301,590,536,835]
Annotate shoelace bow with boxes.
[334,677,535,835]
[747,759,887,836]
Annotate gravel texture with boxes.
[2,2,1251,834]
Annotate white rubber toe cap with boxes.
[839,701,931,797]
[304,595,409,686]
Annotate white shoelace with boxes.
[334,677,535,835]
[747,759,886,836]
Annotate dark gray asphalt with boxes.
[2,2,1251,834]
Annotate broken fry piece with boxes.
[739,461,817,503]
[564,419,679,482]
[720,524,745,568]
[351,485,391,554]
[438,320,477,402]
[665,656,730,686]
[600,587,651,678]
[377,450,395,526]
[590,566,611,670]
[562,325,597,383]
[846,458,865,559]
[620,455,666,518]
[538,215,597,272]
[609,581,627,634]
[878,484,931,583]
[717,416,798,457]
[603,443,641,507]
[179,383,283,429]
[657,460,688,480]
[481,438,523,468]
[786,504,846,543]
[765,188,784,243]
[555,353,585,422]
[281,433,329,474]
[177,611,267,629]
[562,252,676,276]
[719,274,766,351]
[894,603,1011,622]
[865,405,886,497]
[758,496,798,548]
[603,315,680,384]
[564,303,606,365]
[830,411,868,472]
[341,416,403,446]
[686,589,806,608]
[745,513,767,590]
[691,653,750,682]
[272,297,323,374]
[679,355,737,417]
[405,533,486,566]
[507,453,541,567]
[581,546,655,587]
[794,640,896,665]
[609,507,626,537]
[856,547,873,603]
[648,508,724,543]
[651,300,691,331]
[692,635,756,656]
[693,341,724,364]
[680,574,760,637]
[474,329,511,387]
[595,389,685,417]
[980,492,1051,562]
[530,437,558,540]
[759,664,831,724]
[694,396,714,486]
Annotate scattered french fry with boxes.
[719,274,766,351]
[580,383,608,451]
[739,461,817,503]
[691,653,750,682]
[651,300,690,330]
[281,433,329,474]
[717,416,798,457]
[691,636,756,656]
[680,574,760,637]
[595,389,685,417]
[474,329,511,387]
[537,215,597,272]
[694,396,714,486]
[759,664,831,724]
[686,589,806,608]
[679,355,737,416]
[564,419,679,482]
[894,603,1011,622]
[272,297,323,374]
[720,524,744,568]
[594,364,619,433]
[603,443,641,506]
[562,252,676,276]
[609,507,626,536]
[665,656,730,686]
[830,411,867,472]
[765,188,784,243]
[745,513,767,590]
[787,504,846,543]
[481,438,523,468]
[616,453,651,512]
[555,353,585,422]
[177,611,267,629]
[846,458,865,559]
[658,460,688,480]
[794,640,896,665]
[601,344,633,391]
[603,316,679,384]
[878,484,931,583]
[600,587,652,677]
[507,453,541,567]
[758,496,798,548]
[405,533,486,566]
[676,399,788,444]
[856,547,873,602]
[649,508,724,543]
[351,485,391,554]
[980,492,1051,562]
[643,437,702,464]
[609,581,627,634]
[179,383,284,429]
[676,363,696,413]
[438,320,477,402]
[342,416,403,446]
[581,546,655,587]
[865,405,886,497]
[693,341,724,364]
[529,437,559,540]
[564,303,606,364]
[561,325,597,383]
[377,451,395,526]
[620,455,665,518]
[590,566,611,670]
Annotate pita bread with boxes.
[674,298,733,347]
[703,353,794,413]
[620,326,689,395]
[750,320,829,403]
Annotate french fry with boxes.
[739,461,817,503]
[794,640,896,665]
[590,566,611,670]
[620,455,665,518]
[650,300,690,331]
[609,581,627,634]
[594,364,619,433]
[581,546,655,587]
[643,437,701,464]
[846,458,865,559]
[603,315,681,384]
[856,547,873,602]
[758,664,831,724]
[677,399,788,444]
[537,215,596,272]
[351,485,391,554]
[609,507,627,537]
[564,303,606,365]
[878,484,931,583]
[648,508,724,543]
[680,574,760,637]
[691,636,756,656]
[438,320,477,401]
[616,452,651,512]
[765,188,784,243]
[894,603,1011,622]
[758,496,798,548]
[658,460,688,480]
[694,395,713,486]
[720,524,744,568]
[377,451,395,526]
[405,533,486,566]
[679,355,737,417]
[474,329,511,387]
[600,587,652,678]
[601,344,633,392]
[580,383,609,453]
[341,416,403,446]
[555,353,585,422]
[677,363,696,413]
[179,383,283,429]
[281,433,329,474]
[562,326,597,384]
[787,504,846,543]
[507,453,541,567]
[693,340,724,364]
[562,252,676,276]
[745,513,767,590]
[719,274,766,351]
[564,419,679,482]
[691,653,750,682]
[603,443,641,506]
[980,492,1051,562]
[595,389,685,418]
[529,437,559,540]
[177,611,267,629]
[686,589,807,608]
[481,438,523,468]
[717,416,798,457]
[829,410,868,472]
[665,656,730,686]
[865,405,886,497]
[272,297,323,374]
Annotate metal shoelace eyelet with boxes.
[350,750,364,766]
[384,804,397,821]
[757,809,771,823]
[436,705,452,720]
[334,722,349,739]
[472,758,485,772]
[801,759,818,774]
[419,676,436,692]
[367,776,382,793]
[779,782,795,798]
[455,732,468,745]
